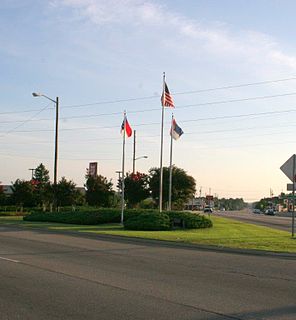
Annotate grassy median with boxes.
[0,215,295,253]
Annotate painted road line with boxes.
[0,256,20,263]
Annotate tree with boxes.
[123,172,150,208]
[32,163,51,208]
[56,177,79,207]
[0,182,6,205]
[148,166,196,210]
[85,174,114,207]
[218,198,247,210]
[11,179,35,211]
[33,163,50,184]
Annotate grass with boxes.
[0,216,295,253]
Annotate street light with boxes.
[133,155,148,174]
[32,92,59,185]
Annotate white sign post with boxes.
[280,154,296,237]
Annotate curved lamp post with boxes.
[133,155,148,174]
[32,93,59,185]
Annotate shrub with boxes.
[23,208,212,230]
[124,212,171,231]
[23,209,122,225]
[167,211,213,229]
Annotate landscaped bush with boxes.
[23,208,212,230]
[23,208,122,224]
[167,211,213,229]
[124,212,171,230]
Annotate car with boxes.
[265,209,275,216]
[253,209,261,214]
[204,207,213,213]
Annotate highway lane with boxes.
[213,210,293,232]
[0,225,295,320]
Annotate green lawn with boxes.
[0,216,295,253]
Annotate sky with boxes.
[1,0,296,202]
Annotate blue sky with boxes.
[1,0,296,201]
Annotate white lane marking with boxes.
[0,256,20,263]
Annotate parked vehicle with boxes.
[204,206,213,213]
[253,209,261,214]
[265,209,275,216]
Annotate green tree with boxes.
[56,177,79,207]
[219,198,247,210]
[85,174,114,207]
[33,163,52,208]
[11,179,35,211]
[123,172,150,208]
[0,183,6,205]
[148,166,196,210]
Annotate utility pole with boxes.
[133,130,136,174]
[32,93,59,210]
[54,97,59,186]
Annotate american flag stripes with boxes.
[161,82,174,107]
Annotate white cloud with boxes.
[50,0,296,72]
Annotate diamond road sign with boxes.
[280,154,296,182]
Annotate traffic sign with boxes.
[287,183,294,191]
[280,154,296,182]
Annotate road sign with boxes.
[280,154,296,182]
[280,154,296,238]
[287,183,294,191]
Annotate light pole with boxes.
[29,168,35,180]
[133,156,148,174]
[32,93,59,185]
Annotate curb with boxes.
[2,223,296,260]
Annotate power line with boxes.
[61,76,296,109]
[3,105,296,135]
[1,75,296,116]
[0,102,53,137]
[2,90,296,129]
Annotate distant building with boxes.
[184,197,205,210]
[2,185,13,195]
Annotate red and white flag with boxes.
[121,116,132,137]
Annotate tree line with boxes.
[0,163,196,211]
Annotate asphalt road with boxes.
[213,210,293,232]
[0,225,295,320]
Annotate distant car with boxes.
[265,209,275,216]
[204,207,213,213]
[253,209,261,214]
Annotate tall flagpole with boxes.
[168,113,174,211]
[159,72,165,212]
[121,111,126,224]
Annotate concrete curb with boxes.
[2,223,296,260]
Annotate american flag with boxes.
[161,82,174,107]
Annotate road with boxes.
[0,225,295,320]
[213,210,293,232]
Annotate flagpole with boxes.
[121,111,126,224]
[168,113,174,211]
[159,72,165,212]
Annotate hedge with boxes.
[167,211,213,229]
[23,209,212,230]
[124,212,171,230]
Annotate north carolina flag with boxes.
[170,118,183,140]
[121,116,133,138]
